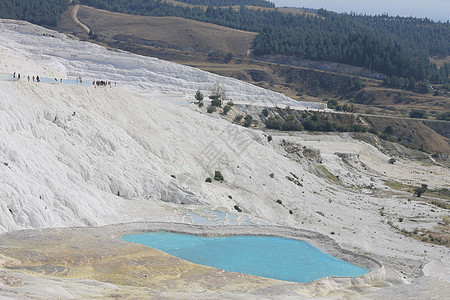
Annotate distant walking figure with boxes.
[18,74,20,79]
[36,75,40,82]
[13,72,15,78]
[27,75,30,82]
[32,76,35,82]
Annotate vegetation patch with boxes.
[0,0,68,26]
[385,181,414,192]
[388,220,449,247]
[431,200,450,210]
[414,184,428,197]
[265,109,366,133]
[214,171,224,181]
[316,211,325,217]
[286,173,302,187]
[315,165,339,182]
[427,188,450,201]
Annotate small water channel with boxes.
[0,72,91,86]
[123,232,368,283]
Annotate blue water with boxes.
[123,232,368,283]
[0,73,91,86]
[38,77,90,85]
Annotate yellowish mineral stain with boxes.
[0,226,380,298]
[0,228,306,297]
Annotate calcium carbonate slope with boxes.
[0,20,328,233]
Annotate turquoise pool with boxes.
[123,232,368,283]
[0,73,91,85]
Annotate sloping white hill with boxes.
[0,19,327,233]
[0,20,317,108]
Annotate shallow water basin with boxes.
[123,232,368,283]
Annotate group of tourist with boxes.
[13,72,40,82]
[11,72,116,87]
[93,80,115,87]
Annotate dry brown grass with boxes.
[76,5,256,56]
[430,56,450,68]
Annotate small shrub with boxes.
[170,174,176,178]
[205,177,212,183]
[198,101,204,107]
[286,175,302,186]
[384,125,394,135]
[414,184,428,197]
[388,158,396,164]
[227,101,234,106]
[276,199,283,205]
[234,205,242,212]
[214,171,224,181]
[267,135,272,142]
[209,82,226,103]
[280,114,303,131]
[211,98,222,107]
[222,105,231,115]
[228,195,232,199]
[262,108,269,117]
[316,211,325,217]
[289,210,293,214]
[436,111,450,121]
[234,115,243,123]
[265,117,284,130]
[398,217,403,222]
[243,115,253,127]
[195,90,204,101]
[409,110,427,119]
[327,99,339,109]
[269,173,274,178]
[207,106,216,113]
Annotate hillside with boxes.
[73,5,256,57]
[0,20,449,299]
[75,0,450,83]
[54,5,450,154]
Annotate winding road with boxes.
[71,4,90,34]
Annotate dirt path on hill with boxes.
[71,4,90,34]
